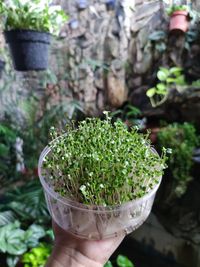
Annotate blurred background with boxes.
[0,0,200,266]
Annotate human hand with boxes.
[46,221,125,267]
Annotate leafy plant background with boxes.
[157,122,199,199]
[0,180,53,267]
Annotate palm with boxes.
[53,222,124,265]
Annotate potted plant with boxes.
[167,5,190,32]
[38,112,168,240]
[0,0,67,71]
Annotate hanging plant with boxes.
[0,0,68,71]
[146,66,200,107]
[146,67,188,107]
[167,5,190,33]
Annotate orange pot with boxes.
[169,10,189,32]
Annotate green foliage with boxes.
[43,112,168,206]
[0,211,16,227]
[191,79,200,87]
[184,29,200,50]
[0,123,17,184]
[0,221,27,256]
[166,5,188,16]
[0,180,52,267]
[111,104,141,120]
[24,224,46,248]
[149,31,166,42]
[21,94,84,170]
[157,123,199,197]
[104,261,113,267]
[116,255,134,267]
[0,0,68,35]
[146,67,187,107]
[104,255,134,267]
[1,222,47,267]
[1,180,50,224]
[83,58,110,71]
[148,30,167,53]
[22,243,52,267]
[149,27,200,53]
[0,124,16,158]
[111,104,144,129]
[0,221,45,256]
[6,256,19,267]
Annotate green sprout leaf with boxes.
[157,70,168,81]
[169,67,183,76]
[146,66,189,107]
[156,83,166,91]
[116,255,134,267]
[146,88,156,97]
[104,260,113,267]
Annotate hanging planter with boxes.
[169,10,189,32]
[167,5,190,33]
[0,1,68,71]
[4,30,51,71]
[38,113,168,240]
[0,59,5,78]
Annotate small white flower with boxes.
[100,184,104,189]
[80,185,86,192]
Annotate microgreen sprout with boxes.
[43,114,168,206]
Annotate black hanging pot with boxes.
[4,30,52,71]
[0,59,5,78]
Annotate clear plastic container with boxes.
[38,145,162,240]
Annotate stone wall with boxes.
[128,0,164,111]
[52,0,137,115]
[57,0,163,115]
